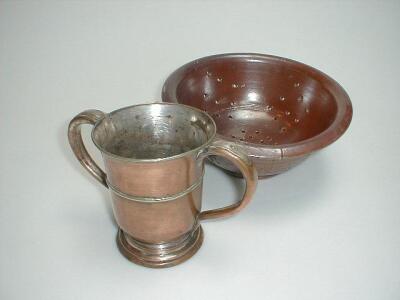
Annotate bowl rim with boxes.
[162,53,353,158]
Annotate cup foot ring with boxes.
[117,226,204,268]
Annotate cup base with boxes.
[117,226,204,268]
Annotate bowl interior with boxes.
[170,56,338,146]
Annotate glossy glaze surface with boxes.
[163,53,353,177]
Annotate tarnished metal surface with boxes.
[68,103,257,268]
[106,170,204,203]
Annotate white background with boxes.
[1,1,399,299]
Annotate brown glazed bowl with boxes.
[162,53,352,178]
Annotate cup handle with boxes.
[199,139,258,220]
[68,109,108,188]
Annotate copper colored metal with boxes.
[68,103,257,268]
[162,53,353,177]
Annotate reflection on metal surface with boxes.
[106,171,204,203]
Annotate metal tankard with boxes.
[68,103,257,268]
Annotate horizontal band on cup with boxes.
[106,171,204,203]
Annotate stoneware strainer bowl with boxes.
[162,53,352,178]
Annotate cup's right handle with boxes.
[199,139,258,220]
[68,109,108,188]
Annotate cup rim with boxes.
[91,102,217,163]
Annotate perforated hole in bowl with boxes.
[170,55,341,148]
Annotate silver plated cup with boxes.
[68,103,257,268]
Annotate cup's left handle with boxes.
[68,109,108,188]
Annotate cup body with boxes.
[68,102,257,267]
[104,152,204,244]
[91,104,215,251]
